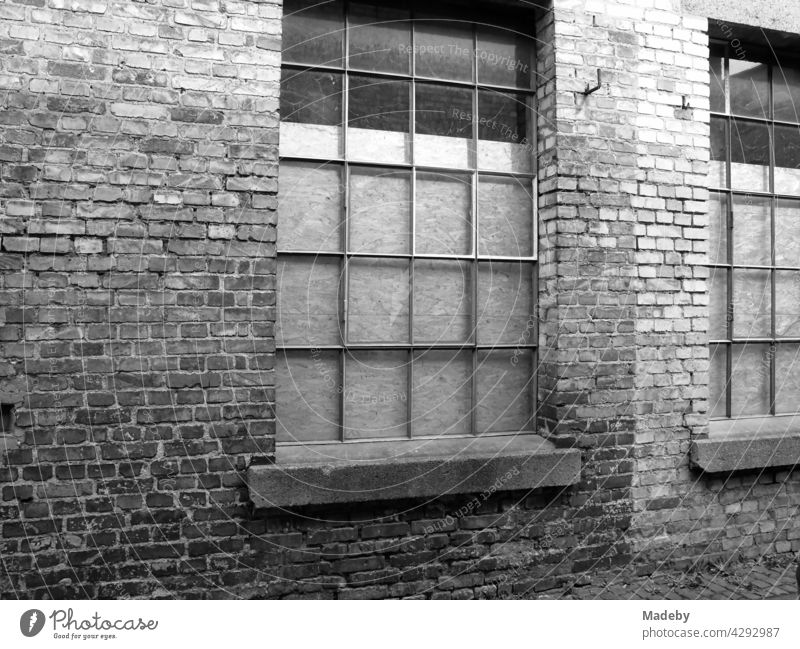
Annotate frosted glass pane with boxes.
[732,269,771,338]
[732,194,770,266]
[276,257,341,346]
[415,133,472,169]
[709,269,728,340]
[280,122,341,159]
[278,161,342,252]
[414,83,472,168]
[774,65,800,123]
[345,350,407,439]
[415,171,471,255]
[477,262,534,345]
[412,350,471,436]
[731,119,769,193]
[348,127,410,165]
[775,199,800,267]
[349,168,410,254]
[413,260,472,343]
[709,344,727,419]
[709,192,727,265]
[776,344,800,414]
[348,258,409,343]
[478,176,533,257]
[415,18,473,82]
[775,124,800,196]
[348,4,410,74]
[477,91,532,173]
[277,351,340,443]
[709,117,728,189]
[282,0,344,67]
[477,27,532,89]
[476,350,533,433]
[731,344,770,417]
[730,59,769,119]
[776,271,800,337]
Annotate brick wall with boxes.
[2,0,798,600]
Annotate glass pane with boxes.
[776,343,800,414]
[729,59,769,119]
[709,47,725,113]
[477,262,534,344]
[348,75,409,132]
[282,0,344,67]
[775,124,800,196]
[477,27,532,89]
[415,171,471,255]
[349,167,410,254]
[478,175,533,257]
[276,257,341,346]
[278,161,342,253]
[732,194,770,266]
[348,3,410,74]
[476,350,533,433]
[731,344,770,417]
[775,198,800,267]
[345,350,407,439]
[412,350,471,436]
[709,116,727,189]
[277,350,340,443]
[413,260,472,343]
[348,258,409,343]
[709,344,727,419]
[773,65,800,123]
[709,192,728,265]
[776,271,800,337]
[732,269,771,338]
[414,83,473,169]
[477,91,532,172]
[280,68,343,125]
[708,268,728,340]
[730,119,770,192]
[414,18,473,82]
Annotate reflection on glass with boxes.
[478,91,531,172]
[731,344,771,416]
[477,27,532,89]
[732,269,771,338]
[349,167,410,254]
[415,18,473,82]
[345,350,407,439]
[413,260,472,343]
[348,75,409,132]
[279,161,343,252]
[477,262,534,344]
[415,171,471,255]
[348,3,410,73]
[415,83,473,168]
[348,258,409,343]
[478,176,533,256]
[731,119,770,192]
[282,0,344,67]
[776,344,800,414]
[280,69,343,125]
[476,350,533,433]
[732,194,770,266]
[775,199,800,267]
[729,59,769,119]
[709,344,727,419]
[709,192,728,265]
[775,124,800,196]
[277,257,342,346]
[277,351,340,443]
[412,350,471,436]
[773,65,800,123]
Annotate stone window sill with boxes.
[247,434,581,509]
[690,416,800,472]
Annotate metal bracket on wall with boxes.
[582,69,602,95]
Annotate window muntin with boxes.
[709,43,800,420]
[277,0,537,443]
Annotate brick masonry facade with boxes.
[0,0,798,599]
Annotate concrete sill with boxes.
[691,418,800,472]
[247,434,582,509]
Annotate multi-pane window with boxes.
[277,0,537,443]
[709,43,800,419]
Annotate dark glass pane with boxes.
[282,0,344,67]
[348,75,410,132]
[415,18,473,82]
[478,90,529,143]
[776,343,800,414]
[729,59,769,119]
[709,343,727,418]
[731,344,770,416]
[773,64,800,123]
[731,119,770,192]
[732,269,771,337]
[348,3,410,73]
[345,350,407,439]
[415,83,473,138]
[709,192,728,265]
[732,194,770,266]
[280,69,343,125]
[709,116,727,188]
[775,198,800,267]
[775,124,800,195]
[477,27,533,89]
[709,47,725,113]
[277,351,340,443]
